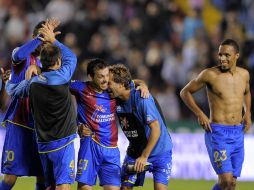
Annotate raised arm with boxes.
[180,69,212,132]
[38,22,77,82]
[12,38,42,64]
[54,40,77,81]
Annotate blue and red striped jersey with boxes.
[70,81,118,147]
[3,38,42,130]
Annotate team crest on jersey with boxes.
[91,104,107,121]
[116,105,122,112]
[146,115,153,122]
[119,116,129,129]
[38,74,47,82]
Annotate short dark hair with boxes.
[109,64,132,89]
[87,58,109,77]
[40,44,61,69]
[33,21,46,36]
[220,39,239,53]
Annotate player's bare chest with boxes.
[208,74,245,97]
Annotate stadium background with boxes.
[0,0,254,189]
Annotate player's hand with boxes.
[134,155,148,173]
[47,18,60,31]
[78,123,92,137]
[196,112,212,132]
[0,68,11,83]
[25,65,41,80]
[136,84,149,98]
[38,23,60,43]
[242,112,252,132]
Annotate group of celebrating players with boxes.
[0,18,251,190]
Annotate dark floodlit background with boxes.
[0,0,253,187]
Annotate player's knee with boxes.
[231,178,237,189]
[120,186,133,190]
[3,174,17,186]
[219,178,234,190]
[78,183,92,190]
[56,184,71,190]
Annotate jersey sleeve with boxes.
[54,40,77,83]
[5,79,30,98]
[138,95,158,125]
[70,80,86,98]
[12,38,42,64]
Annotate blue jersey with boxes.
[2,37,42,130]
[116,88,173,158]
[70,81,118,147]
[5,40,77,146]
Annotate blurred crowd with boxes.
[0,0,254,125]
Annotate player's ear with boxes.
[236,53,240,59]
[88,74,92,81]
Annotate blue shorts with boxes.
[39,138,76,187]
[1,123,43,176]
[76,136,121,186]
[121,150,172,187]
[205,123,244,177]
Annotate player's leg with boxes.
[230,126,244,190]
[154,183,168,190]
[232,177,237,190]
[103,185,120,190]
[0,174,17,190]
[35,176,46,190]
[78,183,93,190]
[0,123,32,189]
[205,124,243,190]
[211,183,222,190]
[56,184,71,190]
[97,145,121,190]
[120,155,145,190]
[51,143,75,190]
[151,150,172,190]
[76,137,97,190]
[32,131,46,190]
[217,173,235,190]
[120,186,133,190]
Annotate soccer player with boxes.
[107,64,173,190]
[6,22,77,190]
[70,58,121,190]
[0,20,54,190]
[180,39,251,190]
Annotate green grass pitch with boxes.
[1,177,253,190]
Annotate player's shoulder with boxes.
[236,66,249,74]
[196,67,218,81]
[236,66,250,79]
[31,74,47,84]
[202,67,219,75]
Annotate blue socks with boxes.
[0,180,13,190]
[35,182,45,190]
[212,183,222,190]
